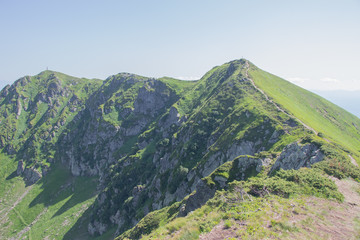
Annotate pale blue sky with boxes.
[1,0,359,91]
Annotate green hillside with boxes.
[248,63,360,160]
[0,71,102,239]
[0,153,99,239]
[0,59,359,240]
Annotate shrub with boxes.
[314,157,360,180]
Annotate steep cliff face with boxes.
[57,74,182,179]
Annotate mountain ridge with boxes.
[0,59,359,239]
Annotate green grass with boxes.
[117,159,346,239]
[131,189,308,240]
[0,70,102,170]
[0,153,101,240]
[108,59,357,238]
[248,64,360,160]
[2,60,360,239]
[158,77,197,96]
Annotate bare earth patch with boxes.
[200,178,360,240]
[199,221,239,240]
[285,178,360,240]
[349,155,359,167]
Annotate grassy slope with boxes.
[0,153,99,239]
[173,60,308,156]
[104,61,324,239]
[115,60,360,239]
[0,71,104,239]
[0,72,195,240]
[117,159,360,239]
[0,70,102,166]
[141,185,360,240]
[158,77,197,96]
[248,64,360,160]
[2,60,360,239]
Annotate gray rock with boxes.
[173,181,189,202]
[88,220,107,236]
[201,151,224,177]
[133,81,170,117]
[16,160,24,175]
[201,141,256,178]
[160,106,181,129]
[0,84,10,98]
[46,79,62,99]
[132,185,145,207]
[124,118,148,136]
[268,130,280,144]
[178,180,216,217]
[110,210,125,227]
[226,141,255,162]
[163,191,175,206]
[15,99,22,119]
[271,142,324,173]
[214,176,227,188]
[98,193,107,205]
[23,167,42,185]
[258,158,271,172]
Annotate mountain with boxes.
[0,59,359,239]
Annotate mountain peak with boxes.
[0,59,359,239]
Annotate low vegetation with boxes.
[1,59,360,239]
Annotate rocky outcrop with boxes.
[0,84,10,98]
[14,99,22,119]
[58,75,183,180]
[159,106,184,131]
[16,160,24,175]
[201,141,257,178]
[232,155,270,180]
[23,167,42,185]
[88,220,107,236]
[179,155,270,217]
[133,81,172,116]
[270,142,324,172]
[46,78,63,98]
[178,179,216,217]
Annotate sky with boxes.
[1,0,359,94]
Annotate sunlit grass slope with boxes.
[0,154,99,240]
[248,63,360,160]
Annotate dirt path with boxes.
[333,177,360,206]
[243,61,317,135]
[284,178,360,239]
[349,155,359,167]
[200,178,360,240]
[12,207,48,240]
[0,185,33,223]
[199,221,238,240]
[292,178,360,240]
